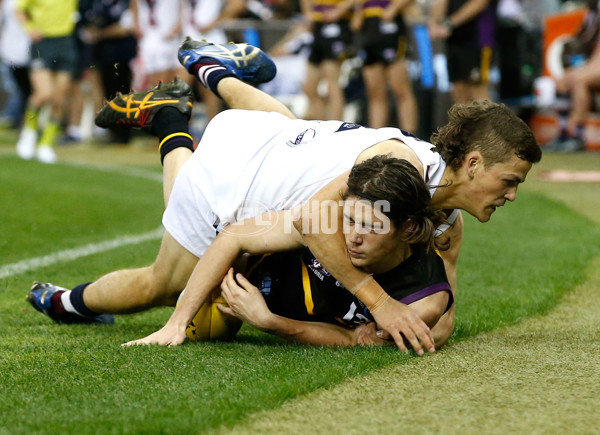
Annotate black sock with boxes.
[191,61,235,98]
[150,107,195,164]
[150,107,190,139]
[69,283,99,317]
[159,134,195,164]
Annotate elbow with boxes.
[431,306,455,349]
[292,215,303,233]
[432,319,454,349]
[418,296,448,330]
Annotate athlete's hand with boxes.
[428,21,451,41]
[354,322,391,346]
[372,298,435,355]
[122,323,187,347]
[218,268,273,330]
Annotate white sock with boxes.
[60,290,84,316]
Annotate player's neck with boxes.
[431,166,470,210]
[364,244,413,275]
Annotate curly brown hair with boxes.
[430,100,541,171]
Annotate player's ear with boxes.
[466,151,483,178]
[400,218,417,239]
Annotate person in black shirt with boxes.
[429,0,498,104]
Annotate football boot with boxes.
[178,37,276,84]
[95,77,193,130]
[26,282,114,324]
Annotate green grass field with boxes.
[1,137,599,434]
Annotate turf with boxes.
[1,146,598,434]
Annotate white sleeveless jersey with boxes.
[136,0,181,73]
[164,110,457,257]
[182,0,227,44]
[136,0,181,37]
[184,0,221,29]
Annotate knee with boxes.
[31,90,52,107]
[432,311,454,349]
[365,81,386,100]
[138,265,185,307]
[391,83,413,102]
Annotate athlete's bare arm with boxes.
[431,213,462,347]
[293,140,436,354]
[123,210,305,346]
[374,214,462,347]
[219,268,381,346]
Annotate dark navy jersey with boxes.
[248,246,453,327]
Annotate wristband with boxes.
[348,275,374,295]
[353,278,391,314]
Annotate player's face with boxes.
[343,197,408,274]
[466,154,532,223]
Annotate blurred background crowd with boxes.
[1,0,598,164]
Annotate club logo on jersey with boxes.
[258,272,272,296]
[307,258,331,281]
[341,301,374,326]
[336,122,363,132]
[286,128,316,147]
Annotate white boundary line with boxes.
[0,227,164,279]
[0,148,163,183]
[0,154,165,279]
[66,160,163,183]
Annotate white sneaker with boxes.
[16,128,37,160]
[36,145,57,164]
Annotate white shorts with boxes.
[164,110,298,258]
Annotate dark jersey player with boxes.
[249,245,452,331]
[217,243,454,347]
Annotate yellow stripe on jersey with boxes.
[396,35,407,59]
[480,46,493,84]
[301,262,315,315]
